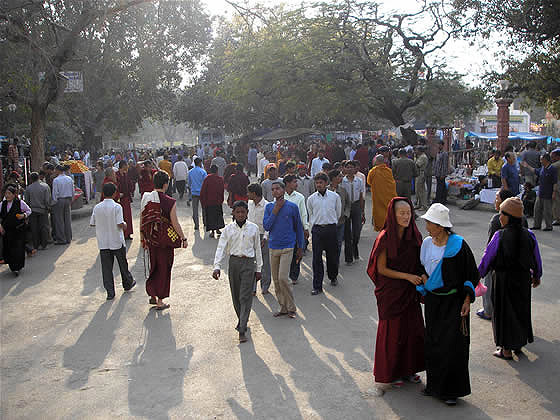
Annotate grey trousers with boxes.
[228,255,256,334]
[482,271,494,318]
[416,175,428,209]
[533,197,553,229]
[192,195,201,229]
[52,197,72,243]
[552,189,560,222]
[396,181,412,199]
[253,236,271,293]
[29,212,49,249]
[100,246,135,296]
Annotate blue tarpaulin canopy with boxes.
[466,131,548,141]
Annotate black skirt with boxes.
[203,205,225,231]
[3,230,25,272]
[492,269,533,349]
[424,292,471,399]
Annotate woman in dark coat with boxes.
[478,197,542,360]
[0,184,32,276]
[367,197,425,393]
[417,203,479,405]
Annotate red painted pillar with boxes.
[442,127,453,152]
[496,98,513,152]
[426,125,438,160]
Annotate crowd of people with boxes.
[1,135,556,407]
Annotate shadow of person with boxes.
[128,310,192,420]
[191,230,218,266]
[81,253,104,296]
[251,299,371,418]
[511,337,560,416]
[1,243,69,299]
[63,293,130,389]
[227,339,303,420]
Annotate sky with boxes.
[200,0,501,87]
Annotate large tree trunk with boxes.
[30,104,47,171]
[400,126,419,145]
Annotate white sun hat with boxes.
[420,203,453,228]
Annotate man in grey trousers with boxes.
[51,165,74,244]
[24,172,52,250]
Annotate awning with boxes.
[466,132,548,141]
[256,128,323,141]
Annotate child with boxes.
[90,182,136,300]
[213,201,262,343]
[522,182,536,217]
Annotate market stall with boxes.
[61,160,93,203]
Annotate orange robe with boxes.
[367,164,397,231]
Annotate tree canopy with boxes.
[453,0,560,115]
[179,1,488,143]
[1,0,211,167]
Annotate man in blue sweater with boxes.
[188,157,207,230]
[264,181,304,318]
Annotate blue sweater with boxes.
[189,166,207,196]
[263,200,304,250]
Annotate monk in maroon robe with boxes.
[117,161,134,239]
[138,161,156,196]
[366,197,425,388]
[200,165,225,237]
[226,164,249,207]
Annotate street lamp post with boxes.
[495,80,513,153]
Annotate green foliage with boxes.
[453,0,560,115]
[179,1,487,142]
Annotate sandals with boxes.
[391,379,404,388]
[149,297,157,305]
[154,303,170,311]
[273,312,289,317]
[493,348,513,360]
[288,312,297,319]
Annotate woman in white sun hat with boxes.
[417,203,480,406]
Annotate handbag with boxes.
[141,200,181,248]
[475,281,487,297]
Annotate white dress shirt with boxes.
[356,171,366,199]
[248,197,269,238]
[341,176,365,202]
[310,157,330,177]
[285,190,309,231]
[258,157,269,178]
[213,220,263,271]
[90,199,125,250]
[52,174,75,201]
[307,190,341,226]
[173,161,189,181]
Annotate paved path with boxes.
[1,194,559,419]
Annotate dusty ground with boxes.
[1,192,559,419]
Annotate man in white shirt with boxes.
[310,149,330,177]
[90,183,136,300]
[258,153,270,181]
[307,172,341,294]
[213,201,262,343]
[261,165,282,202]
[51,165,75,244]
[248,183,271,295]
[296,163,314,203]
[341,160,366,264]
[173,155,189,200]
[283,174,309,285]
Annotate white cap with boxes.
[420,203,453,228]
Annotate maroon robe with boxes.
[146,192,176,299]
[367,197,425,383]
[117,171,134,238]
[227,171,249,206]
[200,174,225,231]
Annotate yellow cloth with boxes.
[367,164,397,231]
[487,156,504,176]
[158,159,173,178]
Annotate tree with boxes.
[453,0,560,114]
[180,1,487,143]
[0,0,211,169]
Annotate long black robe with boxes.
[422,240,479,400]
[481,225,540,350]
[1,199,26,272]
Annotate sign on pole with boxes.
[61,71,84,93]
